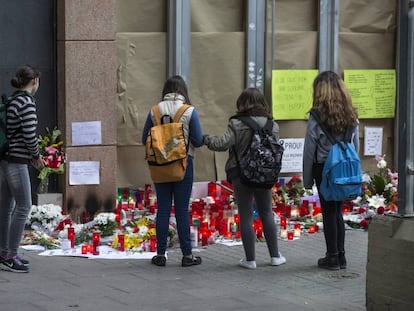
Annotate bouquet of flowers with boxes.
[93,212,118,237]
[26,204,65,234]
[272,176,305,205]
[357,155,398,212]
[37,127,65,193]
[21,231,61,249]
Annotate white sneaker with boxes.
[271,252,286,266]
[239,258,256,269]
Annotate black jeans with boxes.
[313,163,345,255]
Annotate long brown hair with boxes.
[235,87,271,118]
[162,75,191,104]
[311,71,358,133]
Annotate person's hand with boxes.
[203,134,210,145]
[32,156,46,170]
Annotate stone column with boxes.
[57,0,117,219]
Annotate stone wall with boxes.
[57,0,117,218]
[366,216,414,310]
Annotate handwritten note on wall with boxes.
[344,70,396,119]
[69,161,100,185]
[272,70,319,120]
[72,121,102,146]
[364,127,383,156]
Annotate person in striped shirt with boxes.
[0,65,45,273]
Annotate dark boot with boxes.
[338,251,347,269]
[318,253,340,270]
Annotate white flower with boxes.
[94,212,116,225]
[362,173,371,183]
[367,195,386,209]
[343,214,363,223]
[137,225,148,238]
[377,159,387,169]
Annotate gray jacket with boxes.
[204,116,280,182]
[302,114,360,189]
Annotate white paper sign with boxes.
[72,121,102,146]
[364,127,383,156]
[280,138,305,173]
[69,161,100,185]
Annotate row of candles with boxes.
[114,184,323,247]
[67,226,101,255]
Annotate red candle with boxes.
[87,244,93,253]
[67,227,75,248]
[309,225,316,234]
[287,231,294,240]
[93,232,100,244]
[201,231,209,247]
[150,235,156,252]
[81,245,88,254]
[294,223,301,230]
[118,232,125,251]
[280,216,287,228]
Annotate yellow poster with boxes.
[344,70,396,119]
[272,70,319,120]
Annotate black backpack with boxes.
[233,116,284,189]
[0,94,9,156]
[0,91,29,157]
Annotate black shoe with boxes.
[151,255,166,267]
[16,255,29,267]
[182,255,202,267]
[1,256,29,273]
[338,251,347,269]
[318,253,340,271]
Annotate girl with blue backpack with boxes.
[303,71,360,270]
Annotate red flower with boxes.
[358,207,366,214]
[360,219,369,229]
[290,176,302,183]
[377,206,385,215]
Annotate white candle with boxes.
[280,228,287,239]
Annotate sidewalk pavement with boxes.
[0,229,367,311]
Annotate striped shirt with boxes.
[6,91,40,163]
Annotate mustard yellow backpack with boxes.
[145,104,190,183]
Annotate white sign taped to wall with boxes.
[280,138,304,173]
[69,161,100,185]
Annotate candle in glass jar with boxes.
[81,245,88,254]
[280,228,288,239]
[67,227,75,248]
[287,231,294,240]
[118,232,125,251]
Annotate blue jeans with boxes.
[154,157,193,257]
[0,160,32,258]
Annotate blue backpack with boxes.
[311,110,362,201]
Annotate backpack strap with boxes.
[151,105,162,126]
[173,104,190,123]
[151,104,190,126]
[310,110,339,145]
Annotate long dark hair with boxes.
[235,87,271,118]
[11,65,40,89]
[311,71,358,133]
[162,75,191,104]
